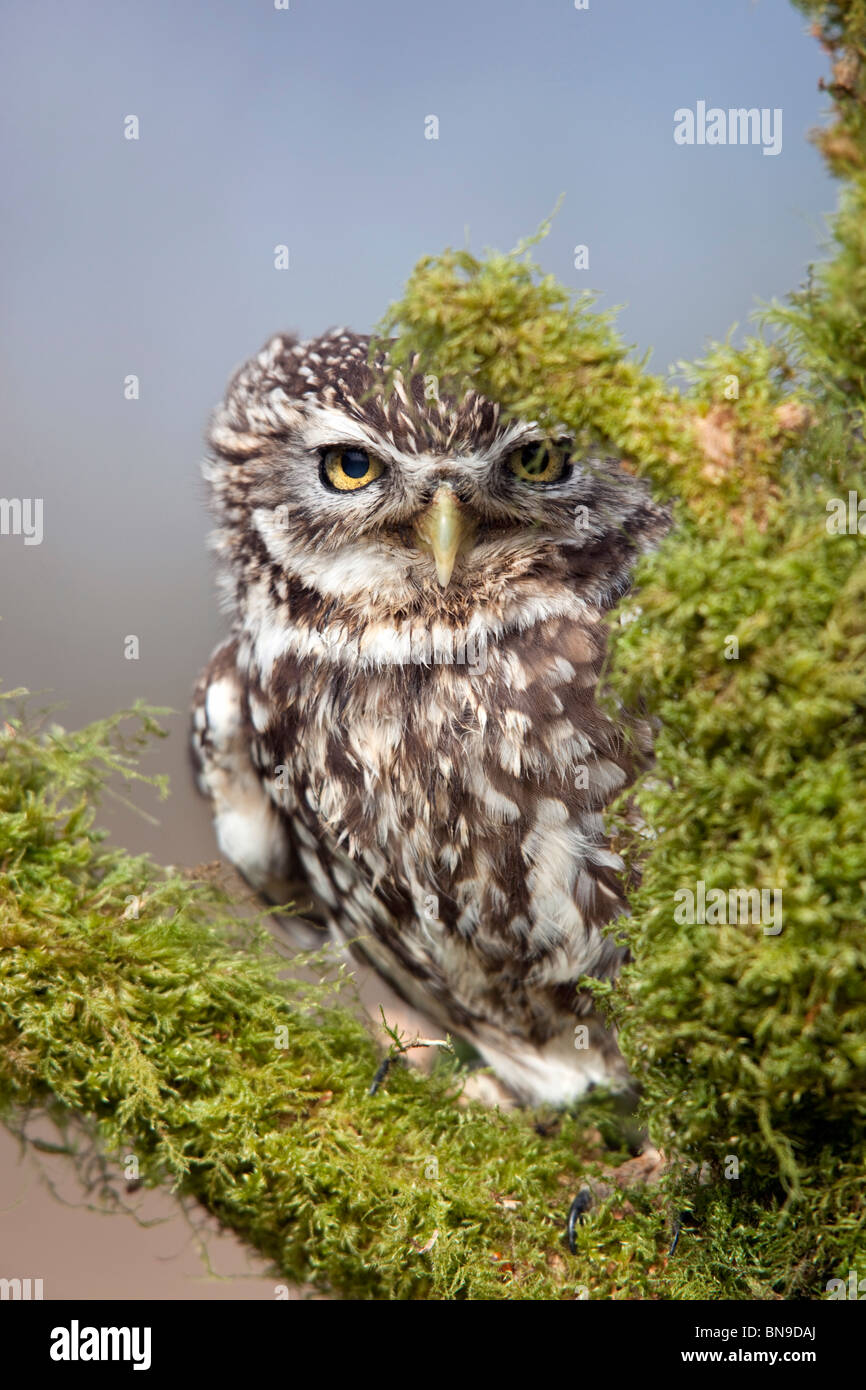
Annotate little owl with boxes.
[192,329,667,1106]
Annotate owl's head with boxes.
[204,330,667,650]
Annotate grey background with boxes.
[0,0,836,1298]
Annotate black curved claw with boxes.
[368,1056,394,1096]
[566,1187,593,1253]
[668,1213,682,1257]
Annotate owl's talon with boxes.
[566,1186,593,1252]
[368,1056,394,1096]
[668,1213,682,1257]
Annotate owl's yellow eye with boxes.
[506,441,571,485]
[322,446,385,492]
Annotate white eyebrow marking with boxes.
[300,403,545,474]
[300,404,397,455]
[298,403,489,475]
[486,419,545,459]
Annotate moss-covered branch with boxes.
[0,698,669,1299]
[1,697,857,1299]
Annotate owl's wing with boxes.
[191,636,326,945]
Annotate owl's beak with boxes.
[413,485,477,588]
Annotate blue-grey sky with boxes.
[0,0,838,861]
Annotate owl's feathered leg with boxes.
[468,1003,630,1108]
[191,637,326,948]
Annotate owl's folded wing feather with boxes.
[191,636,326,945]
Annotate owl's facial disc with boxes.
[412,484,477,588]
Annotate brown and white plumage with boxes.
[192,329,668,1104]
